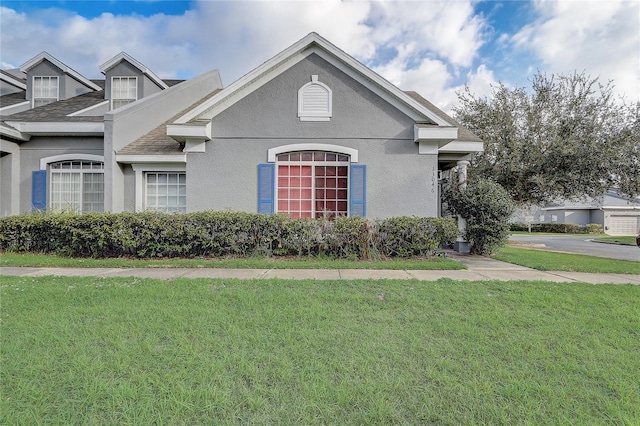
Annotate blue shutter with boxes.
[257,163,275,214]
[350,164,366,217]
[32,170,47,211]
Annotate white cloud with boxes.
[511,0,639,101]
[0,0,491,109]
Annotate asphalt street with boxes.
[509,234,640,262]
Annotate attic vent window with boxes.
[298,75,332,121]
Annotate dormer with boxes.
[99,52,169,110]
[19,52,101,107]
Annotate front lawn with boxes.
[494,246,640,274]
[594,236,637,246]
[0,251,464,270]
[2,276,638,424]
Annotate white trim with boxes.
[167,121,211,142]
[5,121,104,135]
[0,100,30,115]
[131,163,186,212]
[438,140,484,154]
[116,154,187,164]
[174,32,449,126]
[298,75,332,121]
[67,100,109,117]
[183,138,206,153]
[111,76,138,110]
[414,124,458,143]
[0,72,26,90]
[601,206,640,210]
[20,52,101,91]
[100,52,169,90]
[32,75,59,107]
[267,143,358,163]
[0,122,30,141]
[40,154,104,170]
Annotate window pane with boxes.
[276,153,349,219]
[145,172,186,213]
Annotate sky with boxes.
[1,0,638,113]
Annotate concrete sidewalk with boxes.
[2,254,639,284]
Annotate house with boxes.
[1,33,483,247]
[538,191,640,236]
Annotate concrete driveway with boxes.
[509,234,640,262]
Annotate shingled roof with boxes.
[118,88,222,155]
[1,90,106,122]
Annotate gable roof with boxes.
[100,52,169,90]
[171,32,450,128]
[20,52,102,91]
[118,88,222,156]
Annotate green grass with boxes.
[2,276,639,424]
[0,251,464,270]
[494,246,640,274]
[594,236,637,246]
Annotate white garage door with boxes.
[608,216,638,236]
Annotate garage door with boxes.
[608,216,638,235]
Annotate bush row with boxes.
[510,223,603,234]
[0,211,459,259]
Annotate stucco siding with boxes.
[0,153,13,216]
[212,54,414,140]
[17,136,104,212]
[187,54,436,218]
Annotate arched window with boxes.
[49,160,104,213]
[298,75,332,121]
[276,151,349,219]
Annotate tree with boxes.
[444,177,515,255]
[454,71,636,205]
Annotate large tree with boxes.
[454,71,637,205]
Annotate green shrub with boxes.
[445,178,516,255]
[0,211,457,260]
[509,222,602,234]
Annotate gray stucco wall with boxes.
[17,136,103,212]
[122,164,135,212]
[0,153,12,216]
[104,61,163,102]
[26,60,93,101]
[187,54,438,219]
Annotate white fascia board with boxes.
[100,52,169,89]
[166,121,211,142]
[438,140,484,154]
[601,206,640,210]
[0,101,30,115]
[414,125,458,143]
[116,154,187,164]
[67,100,110,117]
[0,73,26,90]
[0,123,30,141]
[5,120,104,135]
[20,52,101,91]
[267,143,358,162]
[175,32,449,126]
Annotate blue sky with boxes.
[1,0,638,111]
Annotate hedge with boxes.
[510,223,603,234]
[0,211,459,259]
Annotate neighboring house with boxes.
[513,191,640,236]
[1,33,483,233]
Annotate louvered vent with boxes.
[298,75,332,121]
